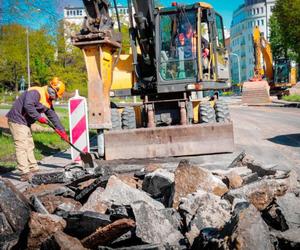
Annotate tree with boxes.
[0,24,27,92]
[272,0,300,62]
[269,15,287,60]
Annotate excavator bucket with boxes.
[242,80,271,104]
[104,122,234,160]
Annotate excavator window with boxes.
[159,10,197,81]
[215,14,225,48]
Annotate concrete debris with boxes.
[41,231,87,250]
[27,212,66,249]
[39,194,82,214]
[191,202,273,250]
[30,195,49,214]
[179,189,231,246]
[276,192,300,229]
[24,183,76,198]
[160,208,182,231]
[81,218,136,248]
[224,178,288,210]
[117,174,141,189]
[91,175,164,210]
[262,203,289,231]
[142,168,175,207]
[98,244,165,250]
[242,172,259,185]
[62,211,111,239]
[271,228,300,250]
[1,152,299,249]
[108,204,132,221]
[230,204,274,250]
[173,160,228,208]
[80,187,108,213]
[241,155,277,177]
[0,178,31,248]
[75,175,109,201]
[131,201,184,246]
[31,170,67,185]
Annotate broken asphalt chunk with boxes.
[0,178,31,247]
[81,218,136,248]
[62,211,111,239]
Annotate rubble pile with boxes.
[0,152,299,250]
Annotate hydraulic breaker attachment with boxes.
[104,122,234,160]
[242,81,271,104]
[72,0,121,129]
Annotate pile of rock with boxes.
[0,152,299,250]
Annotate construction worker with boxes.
[6,77,68,181]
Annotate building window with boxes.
[261,19,264,26]
[67,10,69,16]
[257,8,259,14]
[253,9,255,15]
[257,20,260,26]
[80,10,82,15]
[261,7,264,14]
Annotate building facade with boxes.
[230,0,276,83]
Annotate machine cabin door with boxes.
[207,9,229,81]
[156,8,199,92]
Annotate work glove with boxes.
[55,129,69,142]
[38,117,48,124]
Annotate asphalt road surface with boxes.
[230,105,300,174]
[1,104,300,177]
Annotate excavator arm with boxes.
[253,26,273,81]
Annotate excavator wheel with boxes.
[111,108,122,130]
[122,107,137,129]
[199,102,216,123]
[214,101,231,123]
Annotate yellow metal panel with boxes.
[111,54,134,91]
[134,106,142,128]
[192,101,200,123]
[198,2,212,9]
[290,67,297,86]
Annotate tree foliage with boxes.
[0,22,87,96]
[271,0,300,62]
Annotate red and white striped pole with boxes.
[68,90,90,163]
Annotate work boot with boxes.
[29,166,40,173]
[19,173,30,182]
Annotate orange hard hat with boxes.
[50,77,65,98]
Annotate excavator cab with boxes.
[155,3,230,93]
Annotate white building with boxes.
[230,0,276,83]
[63,4,129,47]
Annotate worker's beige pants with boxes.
[8,121,38,174]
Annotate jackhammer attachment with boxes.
[104,122,234,160]
[242,80,271,104]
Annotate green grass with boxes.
[0,104,12,109]
[283,94,300,102]
[0,108,70,171]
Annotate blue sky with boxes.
[65,0,244,28]
[1,0,244,29]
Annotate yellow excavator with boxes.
[242,26,297,104]
[72,0,234,160]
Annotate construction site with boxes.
[0,0,300,249]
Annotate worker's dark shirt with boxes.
[6,90,64,131]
